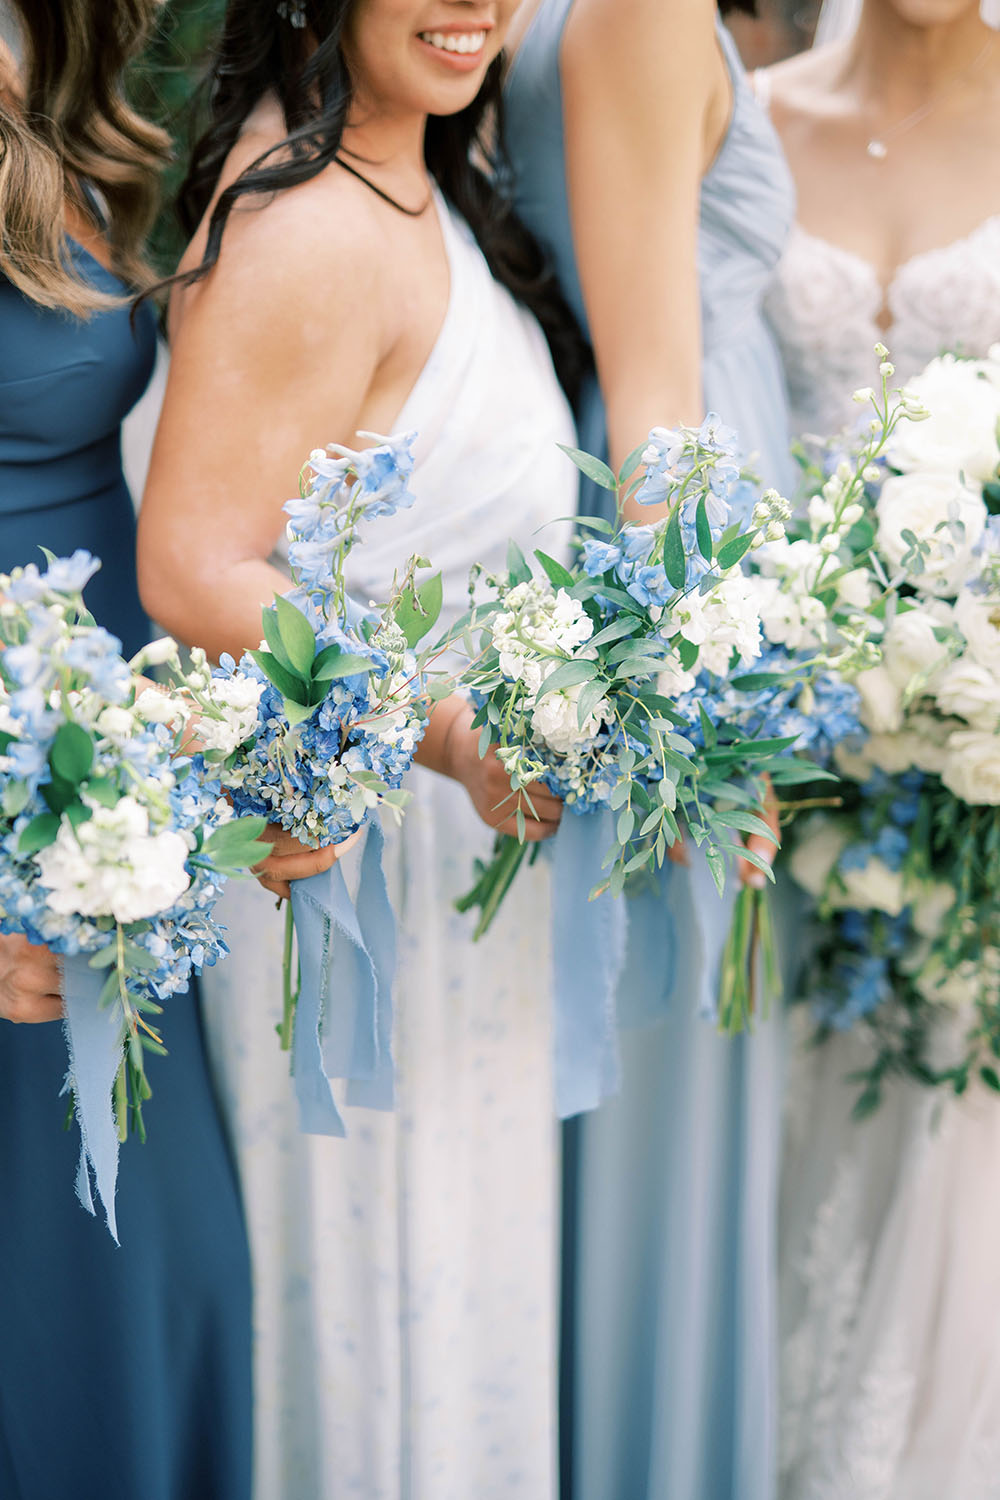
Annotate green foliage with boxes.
[126,0,227,274]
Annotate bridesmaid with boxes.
[505,2,795,1497]
[0,6,255,1497]
[137,2,579,1495]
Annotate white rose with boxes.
[882,606,951,693]
[933,659,1000,730]
[96,705,135,739]
[865,731,920,775]
[655,657,697,698]
[836,856,907,916]
[954,589,1000,676]
[130,636,180,670]
[907,879,956,939]
[906,712,954,774]
[854,665,903,734]
[133,687,189,728]
[915,955,981,1010]
[837,568,875,610]
[876,471,986,596]
[35,797,191,923]
[833,741,874,782]
[789,815,850,898]
[940,729,1000,804]
[531,683,608,755]
[888,355,1000,483]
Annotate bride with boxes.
[757,0,1000,1493]
[137,2,581,1495]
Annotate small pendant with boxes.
[866,138,888,160]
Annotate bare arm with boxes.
[562,0,728,516]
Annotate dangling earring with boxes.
[277,0,307,27]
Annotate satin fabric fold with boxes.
[60,951,124,1242]
[289,816,396,1135]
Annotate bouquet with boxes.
[184,432,453,1134]
[0,550,270,1235]
[786,346,1000,1109]
[454,417,874,1104]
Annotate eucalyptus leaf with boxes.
[534,658,599,700]
[534,550,575,590]
[695,497,713,562]
[717,532,755,571]
[506,540,533,585]
[662,508,687,591]
[557,444,618,492]
[577,677,610,728]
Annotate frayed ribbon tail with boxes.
[551,809,626,1118]
[289,818,397,1134]
[60,952,124,1243]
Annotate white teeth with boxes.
[420,29,487,54]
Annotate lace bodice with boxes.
[766,215,1000,437]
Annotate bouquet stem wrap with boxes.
[289,818,396,1135]
[551,809,628,1117]
[60,953,125,1243]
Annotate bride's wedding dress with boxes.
[767,217,1000,1500]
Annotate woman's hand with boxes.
[0,934,63,1023]
[254,825,364,902]
[737,777,781,890]
[442,704,563,842]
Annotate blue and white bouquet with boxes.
[0,551,270,1236]
[455,418,874,1098]
[187,433,452,1134]
[786,346,1000,1109]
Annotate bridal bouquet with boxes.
[457,417,874,1048]
[786,346,1000,1108]
[185,432,451,1133]
[0,551,270,1236]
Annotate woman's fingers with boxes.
[253,826,365,893]
[0,934,64,1023]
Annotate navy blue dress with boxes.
[0,243,253,1500]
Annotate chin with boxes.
[881,0,982,25]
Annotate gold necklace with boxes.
[866,35,995,159]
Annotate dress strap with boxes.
[750,68,773,113]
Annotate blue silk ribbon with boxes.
[550,807,627,1118]
[60,951,124,1243]
[289,816,396,1136]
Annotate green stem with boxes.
[454,834,530,940]
[279,902,298,1052]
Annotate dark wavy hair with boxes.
[170,0,587,399]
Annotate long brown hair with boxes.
[0,0,170,315]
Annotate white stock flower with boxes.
[96,705,135,739]
[934,659,1000,730]
[833,741,874,782]
[854,665,903,734]
[677,574,762,675]
[837,569,875,610]
[35,797,191,923]
[788,815,850,898]
[197,676,264,756]
[954,589,1000,676]
[941,729,1000,804]
[876,472,986,597]
[655,655,697,698]
[888,356,1000,484]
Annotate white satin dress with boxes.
[766,204,1000,1500]
[201,193,575,1500]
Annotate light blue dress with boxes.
[505,9,796,1499]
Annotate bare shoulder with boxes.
[0,37,21,102]
[763,43,847,123]
[174,106,393,339]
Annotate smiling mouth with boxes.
[417,29,488,54]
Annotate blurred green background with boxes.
[127,0,226,271]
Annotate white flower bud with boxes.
[853,387,875,405]
[836,461,853,484]
[765,521,786,542]
[841,503,865,527]
[874,342,889,360]
[880,361,895,377]
[131,637,179,669]
[820,533,840,554]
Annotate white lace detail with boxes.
[767,215,1000,438]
